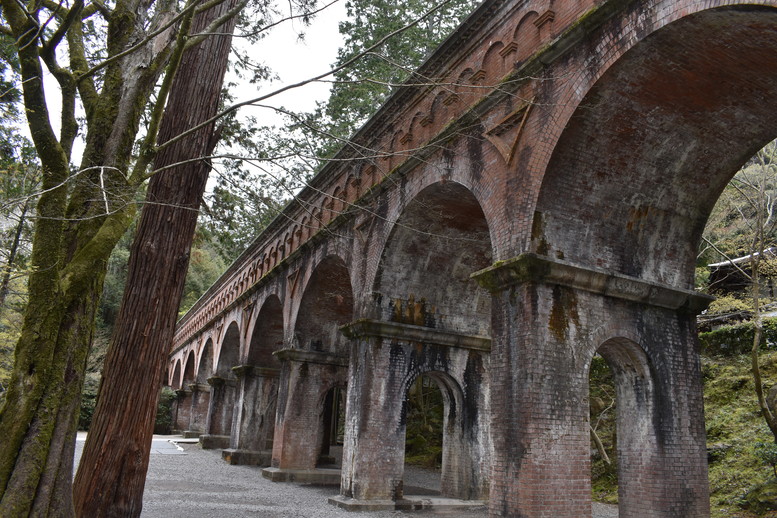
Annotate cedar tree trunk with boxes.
[72,0,240,515]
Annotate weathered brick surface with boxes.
[340,327,491,502]
[165,1,777,515]
[230,367,279,451]
[271,355,347,469]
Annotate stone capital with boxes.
[175,388,192,398]
[231,364,281,379]
[273,348,348,367]
[471,253,713,314]
[340,319,491,352]
[188,382,211,393]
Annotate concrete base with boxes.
[328,495,487,512]
[262,467,341,485]
[199,434,230,450]
[182,431,201,439]
[222,448,272,466]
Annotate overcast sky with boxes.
[231,0,347,126]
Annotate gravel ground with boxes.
[74,435,618,517]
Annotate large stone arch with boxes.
[227,295,285,463]
[270,255,353,471]
[372,181,494,336]
[216,321,241,377]
[182,350,195,386]
[473,5,777,516]
[196,338,214,383]
[293,254,354,354]
[337,181,493,508]
[170,360,181,390]
[530,3,777,286]
[204,321,241,442]
[247,294,284,367]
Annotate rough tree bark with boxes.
[0,0,178,514]
[72,0,241,514]
[0,197,30,315]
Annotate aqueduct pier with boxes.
[167,0,777,515]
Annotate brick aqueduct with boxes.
[166,1,777,516]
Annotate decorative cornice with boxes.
[471,253,713,314]
[273,348,349,368]
[341,319,491,352]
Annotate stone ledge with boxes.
[472,253,713,314]
[340,319,491,351]
[231,365,280,379]
[221,448,272,466]
[273,348,348,367]
[262,467,342,485]
[328,495,487,512]
[199,434,230,450]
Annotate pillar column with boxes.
[172,387,192,433]
[336,319,492,508]
[222,365,280,465]
[473,253,712,518]
[186,382,210,437]
[201,376,236,449]
[269,349,348,469]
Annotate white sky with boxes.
[230,0,347,126]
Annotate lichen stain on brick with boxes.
[625,205,652,232]
[531,211,550,256]
[548,285,579,342]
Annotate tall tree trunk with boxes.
[0,197,30,316]
[72,1,240,515]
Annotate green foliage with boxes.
[701,140,777,264]
[754,441,777,479]
[699,318,777,356]
[589,355,618,504]
[707,294,754,316]
[153,387,177,435]
[404,375,444,468]
[703,351,777,517]
[178,236,228,315]
[307,0,478,158]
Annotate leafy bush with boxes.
[755,441,777,478]
[699,318,777,356]
[154,386,177,435]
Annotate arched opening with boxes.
[248,296,283,368]
[272,256,353,470]
[295,255,354,355]
[187,339,214,434]
[205,322,240,439]
[588,353,617,505]
[197,339,213,383]
[235,296,284,454]
[318,384,346,465]
[217,321,240,377]
[374,181,492,336]
[169,362,180,389]
[588,339,657,514]
[182,351,195,386]
[399,371,473,499]
[403,374,444,495]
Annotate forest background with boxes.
[1,0,776,516]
